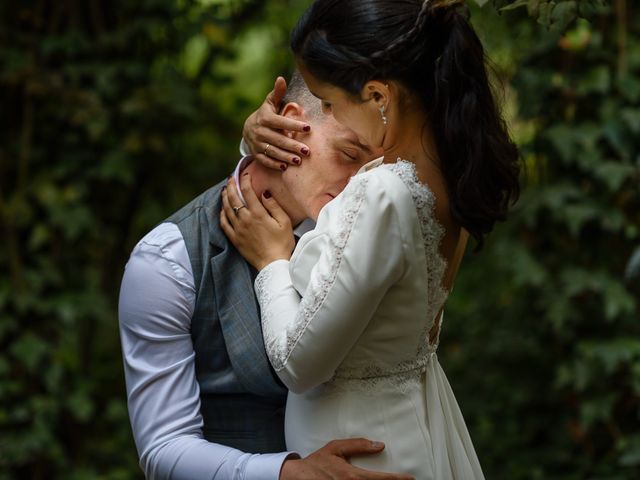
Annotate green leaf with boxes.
[603,281,636,321]
[10,334,50,372]
[577,66,611,95]
[499,0,529,12]
[593,162,637,192]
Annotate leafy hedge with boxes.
[444,1,640,478]
[0,0,637,478]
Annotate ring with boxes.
[264,144,272,156]
[233,205,246,215]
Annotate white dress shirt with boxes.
[119,151,313,479]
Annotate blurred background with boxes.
[0,0,638,478]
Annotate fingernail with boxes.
[301,147,309,156]
[264,190,272,199]
[292,157,301,165]
[303,125,311,132]
[370,441,384,449]
[222,186,227,191]
[280,163,288,171]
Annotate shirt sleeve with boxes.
[118,223,292,480]
[254,172,407,394]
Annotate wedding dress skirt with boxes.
[285,353,483,479]
[255,160,485,479]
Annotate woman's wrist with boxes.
[256,255,291,272]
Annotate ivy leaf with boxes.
[499,0,529,11]
[577,66,611,96]
[10,334,50,373]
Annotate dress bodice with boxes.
[256,159,449,393]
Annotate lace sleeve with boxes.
[254,173,407,393]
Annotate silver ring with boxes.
[264,144,272,156]
[233,205,246,215]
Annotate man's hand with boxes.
[279,438,415,480]
[242,76,312,171]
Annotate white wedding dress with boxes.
[254,159,485,479]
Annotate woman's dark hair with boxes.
[291,0,520,250]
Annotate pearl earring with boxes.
[380,105,388,126]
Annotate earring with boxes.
[380,105,388,126]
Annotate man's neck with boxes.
[242,160,306,226]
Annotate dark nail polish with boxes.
[303,125,311,132]
[280,163,288,171]
[301,147,309,156]
[264,190,272,199]
[292,157,301,165]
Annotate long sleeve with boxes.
[118,223,291,480]
[255,172,408,394]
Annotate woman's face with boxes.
[298,64,386,150]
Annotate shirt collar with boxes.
[356,156,385,175]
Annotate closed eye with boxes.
[342,150,357,161]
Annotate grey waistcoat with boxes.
[165,180,287,454]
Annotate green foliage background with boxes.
[0,0,638,478]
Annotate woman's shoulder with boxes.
[347,160,421,209]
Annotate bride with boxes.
[221,0,520,478]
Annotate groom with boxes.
[118,74,408,480]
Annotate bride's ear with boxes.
[361,81,390,110]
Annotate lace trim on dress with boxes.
[255,262,278,350]
[384,160,449,354]
[256,175,370,372]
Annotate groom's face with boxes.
[281,105,380,220]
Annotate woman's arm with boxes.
[221,172,406,393]
[119,224,292,479]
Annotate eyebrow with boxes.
[344,138,373,155]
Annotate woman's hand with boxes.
[220,173,295,271]
[243,76,312,171]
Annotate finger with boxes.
[253,154,290,172]
[261,112,311,134]
[239,172,268,215]
[268,76,288,108]
[221,184,240,229]
[328,438,385,458]
[263,143,302,167]
[219,209,236,242]
[261,191,291,227]
[225,177,247,217]
[258,128,310,159]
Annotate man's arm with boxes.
[119,223,413,480]
[118,223,292,479]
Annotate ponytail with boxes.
[428,6,520,250]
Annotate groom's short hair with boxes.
[281,71,323,120]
